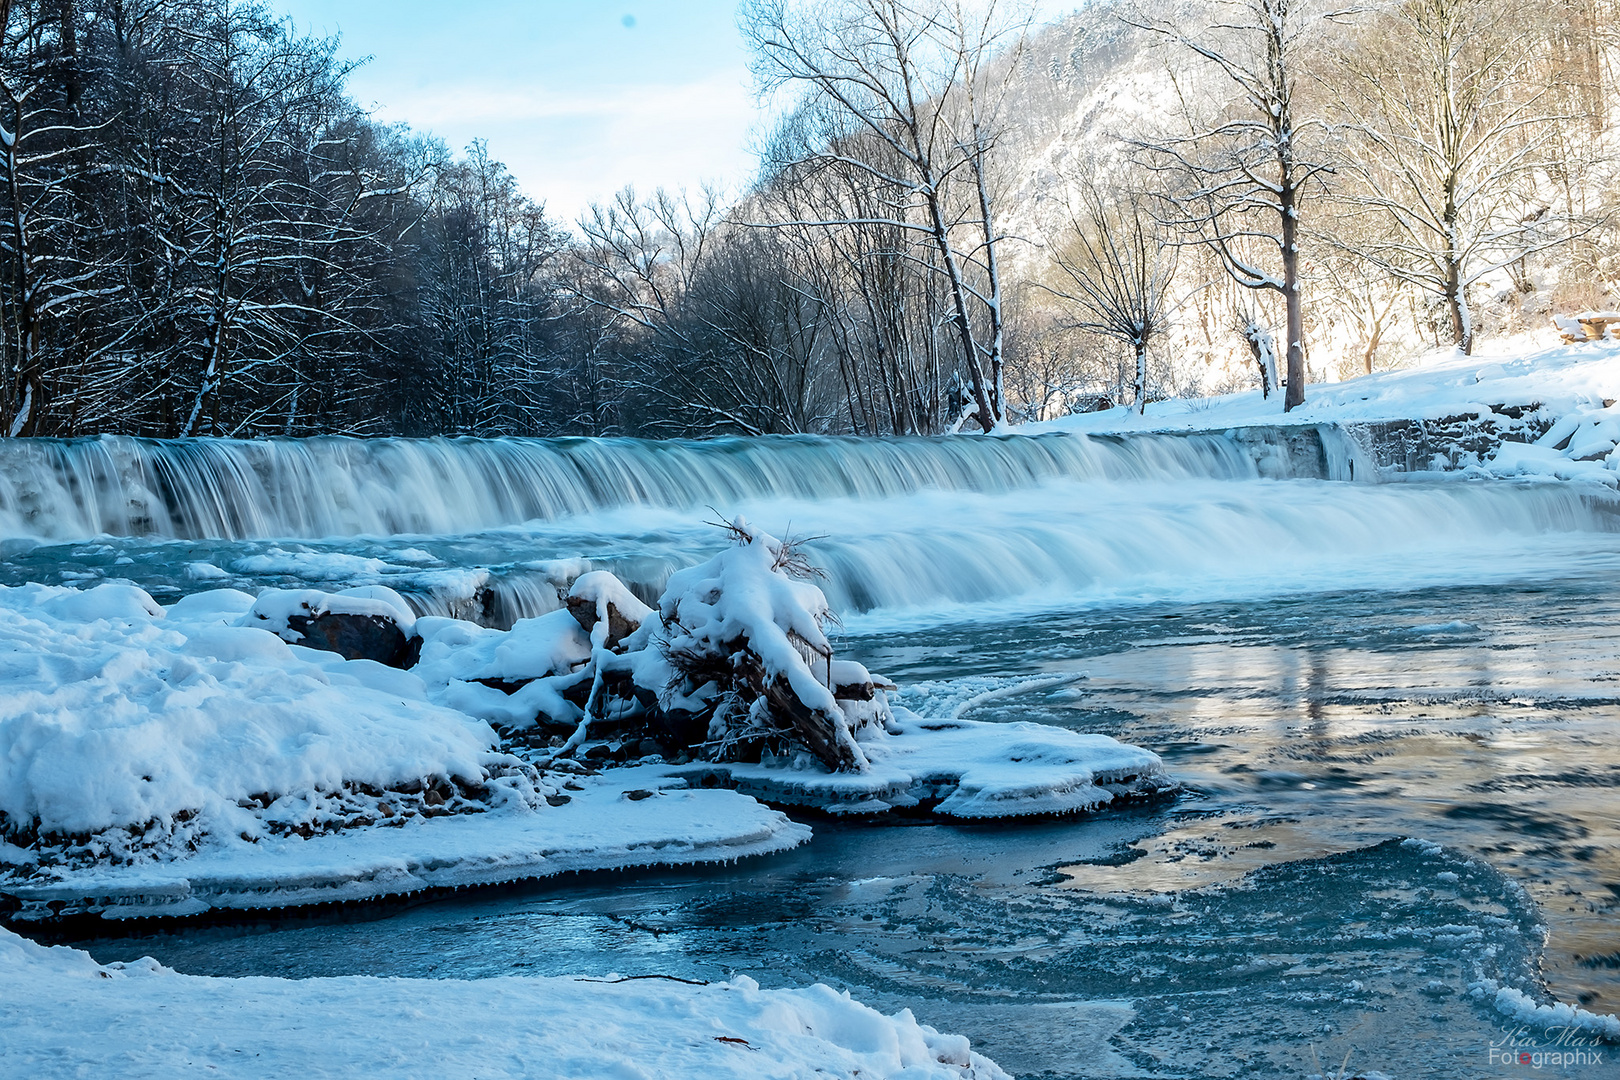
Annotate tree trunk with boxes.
[924,185,995,433]
[1133,341,1147,415]
[1281,183,1306,411]
[1445,253,1472,354]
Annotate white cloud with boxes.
[353,69,758,220]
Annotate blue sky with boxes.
[272,1,760,222]
[271,2,1074,223]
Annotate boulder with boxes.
[285,611,414,668]
[566,571,652,652]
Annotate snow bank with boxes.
[1034,338,1620,483]
[0,928,1008,1079]
[1034,339,1620,437]
[0,583,502,846]
[0,533,1171,915]
[3,766,807,920]
[0,583,807,916]
[413,609,594,731]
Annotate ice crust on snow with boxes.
[0,927,1008,1079]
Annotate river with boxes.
[6,431,1620,1078]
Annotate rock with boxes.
[624,789,655,801]
[545,793,572,807]
[285,611,414,668]
[566,571,653,651]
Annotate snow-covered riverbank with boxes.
[0,928,1009,1079]
[1037,338,1620,484]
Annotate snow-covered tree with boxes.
[1134,0,1339,411]
[1332,0,1592,354]
[742,0,1028,432]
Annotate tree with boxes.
[1333,0,1589,353]
[1040,173,1177,415]
[742,0,1027,432]
[575,186,838,436]
[1135,0,1337,411]
[0,0,118,436]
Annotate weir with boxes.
[2,423,1616,624]
[0,429,1314,542]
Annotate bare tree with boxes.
[1333,0,1591,353]
[742,0,1028,432]
[574,187,838,436]
[1134,0,1338,411]
[1039,175,1178,415]
[752,114,954,435]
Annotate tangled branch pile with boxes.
[424,520,891,773]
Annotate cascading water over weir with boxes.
[0,425,1616,626]
[0,428,1318,541]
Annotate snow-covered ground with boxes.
[1036,338,1620,482]
[0,928,1009,1079]
[1038,337,1620,433]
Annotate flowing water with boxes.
[8,430,1620,1078]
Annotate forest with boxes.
[0,0,1613,439]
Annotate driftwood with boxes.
[764,675,863,772]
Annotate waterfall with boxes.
[0,430,1303,542]
[3,429,1616,623]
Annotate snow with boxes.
[0,533,1171,914]
[658,518,848,726]
[1471,979,1620,1042]
[675,709,1170,818]
[1030,338,1620,484]
[0,583,487,840]
[413,609,593,729]
[0,928,1008,1079]
[3,765,808,920]
[0,583,806,916]
[239,583,419,639]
